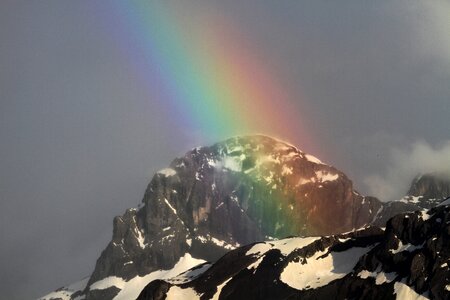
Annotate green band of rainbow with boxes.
[107,1,311,144]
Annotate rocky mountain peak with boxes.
[389,173,450,211]
[80,135,382,298]
[408,173,450,200]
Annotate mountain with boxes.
[137,199,450,300]
[83,135,387,298]
[371,173,450,226]
[39,136,450,300]
[406,173,450,208]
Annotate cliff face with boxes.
[86,136,381,297]
[407,173,450,206]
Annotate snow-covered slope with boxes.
[40,254,206,300]
[89,254,205,300]
[39,278,89,300]
[138,201,450,300]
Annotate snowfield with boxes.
[280,246,374,290]
[89,254,205,300]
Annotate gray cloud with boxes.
[364,140,450,201]
[1,1,450,299]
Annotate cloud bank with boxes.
[364,140,450,201]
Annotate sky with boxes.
[1,1,449,299]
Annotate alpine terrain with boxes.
[40,135,450,300]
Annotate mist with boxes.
[364,140,450,201]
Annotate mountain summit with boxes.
[82,135,384,299]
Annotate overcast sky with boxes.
[1,1,450,299]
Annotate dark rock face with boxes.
[138,203,450,300]
[85,287,121,300]
[86,136,382,292]
[407,173,450,207]
[136,280,170,300]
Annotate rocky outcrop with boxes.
[138,201,450,300]
[407,173,450,208]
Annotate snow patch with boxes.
[161,233,175,243]
[264,171,274,183]
[410,196,423,204]
[158,168,177,177]
[315,170,339,182]
[39,278,89,300]
[195,235,238,250]
[135,228,146,249]
[281,165,293,176]
[89,276,125,291]
[393,282,429,299]
[420,210,432,221]
[197,236,207,243]
[258,155,281,165]
[211,278,232,300]
[390,240,423,254]
[305,154,323,164]
[357,268,397,284]
[372,206,384,223]
[210,236,238,250]
[207,158,217,167]
[247,256,265,272]
[274,143,293,152]
[89,254,205,300]
[297,178,312,186]
[271,237,320,255]
[164,198,177,215]
[166,286,199,299]
[280,246,373,290]
[246,243,273,256]
[222,156,242,172]
[168,263,211,284]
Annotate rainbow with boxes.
[107,1,311,145]
[95,2,344,237]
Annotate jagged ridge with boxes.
[138,200,450,300]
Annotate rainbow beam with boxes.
[109,1,310,143]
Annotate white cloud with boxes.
[364,140,450,201]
